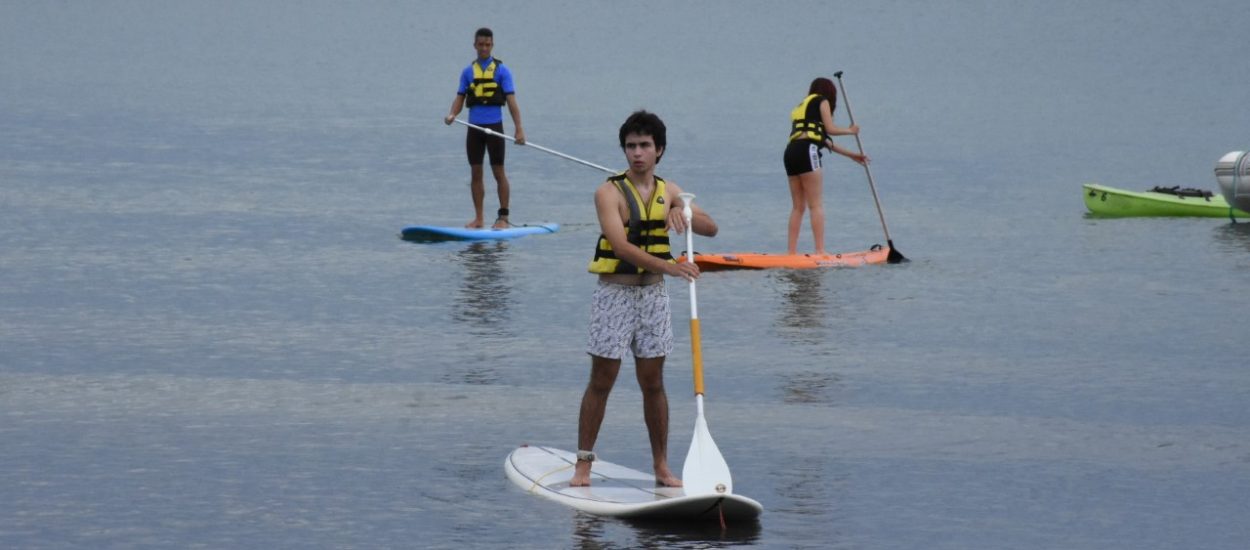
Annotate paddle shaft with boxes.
[452,119,617,174]
[685,202,705,395]
[833,71,906,262]
[680,193,705,396]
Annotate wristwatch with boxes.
[576,450,596,463]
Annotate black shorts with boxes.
[466,122,506,166]
[783,140,822,176]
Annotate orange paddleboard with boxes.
[680,245,889,271]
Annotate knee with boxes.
[637,376,666,395]
[586,364,620,395]
[586,376,616,395]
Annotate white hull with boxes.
[1214,151,1250,214]
[504,445,762,521]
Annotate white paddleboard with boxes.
[504,445,762,521]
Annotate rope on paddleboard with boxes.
[531,464,575,493]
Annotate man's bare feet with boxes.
[570,461,592,487]
[492,217,510,230]
[465,219,484,229]
[654,466,682,487]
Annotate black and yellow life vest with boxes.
[588,174,674,274]
[466,58,507,107]
[788,94,827,144]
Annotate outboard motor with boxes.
[1215,151,1250,216]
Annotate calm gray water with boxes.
[3,1,1248,548]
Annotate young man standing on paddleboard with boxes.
[572,110,718,488]
[444,27,526,229]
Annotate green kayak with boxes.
[1083,183,1250,218]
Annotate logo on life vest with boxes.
[657,196,665,204]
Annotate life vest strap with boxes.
[611,175,644,242]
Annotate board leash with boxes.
[531,464,575,493]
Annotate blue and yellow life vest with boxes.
[788,94,827,144]
[588,174,674,274]
[466,58,507,107]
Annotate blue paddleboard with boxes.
[400,223,559,243]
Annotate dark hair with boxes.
[808,77,837,112]
[618,110,667,163]
[475,27,493,40]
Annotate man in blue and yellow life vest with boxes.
[570,110,718,489]
[444,27,526,229]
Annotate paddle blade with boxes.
[682,411,733,496]
[886,240,908,263]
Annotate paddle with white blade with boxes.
[678,192,733,497]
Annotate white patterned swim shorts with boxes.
[586,280,673,360]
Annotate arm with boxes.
[444,94,465,125]
[830,142,869,165]
[595,184,700,280]
[445,66,471,125]
[818,99,868,164]
[819,99,858,137]
[498,65,526,144]
[506,94,526,145]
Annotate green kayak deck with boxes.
[1083,183,1249,218]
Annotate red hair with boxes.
[808,77,837,112]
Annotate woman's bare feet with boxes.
[465,219,484,229]
[492,217,510,229]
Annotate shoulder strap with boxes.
[473,58,500,75]
[609,174,642,239]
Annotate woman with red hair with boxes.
[782,77,868,256]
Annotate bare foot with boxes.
[814,250,830,257]
[655,466,682,487]
[570,461,592,487]
[465,219,484,229]
[492,217,510,229]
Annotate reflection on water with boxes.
[1213,221,1250,253]
[439,241,513,386]
[773,460,846,518]
[769,270,849,405]
[452,241,513,335]
[572,512,762,549]
[778,370,843,405]
[771,269,829,345]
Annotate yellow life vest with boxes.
[788,94,826,144]
[588,174,675,274]
[467,58,507,107]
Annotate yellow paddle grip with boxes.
[690,318,704,395]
